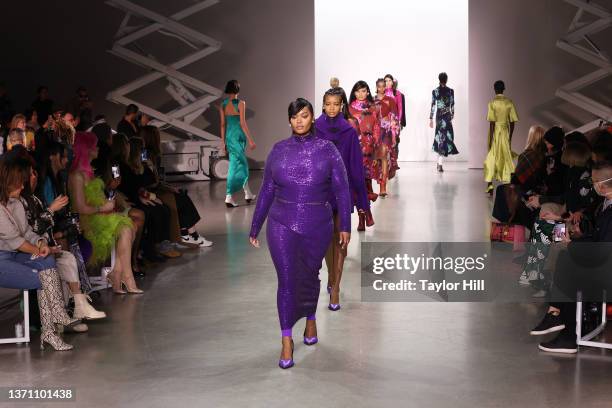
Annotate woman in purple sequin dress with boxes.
[249,98,351,369]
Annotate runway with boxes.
[2,162,612,408]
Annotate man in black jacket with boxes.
[529,162,612,353]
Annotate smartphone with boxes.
[141,149,149,162]
[107,189,116,201]
[553,222,566,242]
[111,165,120,179]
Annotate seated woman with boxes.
[112,134,179,262]
[492,125,547,251]
[21,155,106,320]
[140,125,212,247]
[68,131,142,294]
[0,156,80,350]
[91,123,147,276]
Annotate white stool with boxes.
[0,291,30,345]
[576,291,612,350]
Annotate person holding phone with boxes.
[68,131,143,294]
[249,98,351,369]
[530,162,612,353]
[0,156,81,351]
[20,157,106,321]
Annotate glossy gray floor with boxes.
[2,163,612,408]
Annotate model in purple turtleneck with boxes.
[249,130,351,335]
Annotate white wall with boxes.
[315,0,469,162]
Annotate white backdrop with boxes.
[315,0,469,162]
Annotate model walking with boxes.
[249,98,351,369]
[316,88,370,312]
[430,72,459,172]
[375,78,399,195]
[385,74,404,177]
[219,80,256,207]
[484,80,519,194]
[349,80,382,200]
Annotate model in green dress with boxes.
[484,80,519,194]
[219,80,256,207]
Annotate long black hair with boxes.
[349,80,374,104]
[287,98,314,119]
[384,74,396,96]
[37,141,67,204]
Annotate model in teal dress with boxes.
[219,80,256,207]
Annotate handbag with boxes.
[490,222,515,243]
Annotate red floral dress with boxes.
[349,100,381,181]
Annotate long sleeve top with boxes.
[430,86,455,120]
[0,198,46,251]
[249,133,351,238]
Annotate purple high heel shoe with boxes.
[328,303,341,311]
[278,339,294,369]
[303,328,318,346]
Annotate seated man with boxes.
[529,162,612,353]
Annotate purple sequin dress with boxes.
[249,132,351,332]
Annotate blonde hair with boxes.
[540,202,564,217]
[525,125,545,152]
[329,77,340,88]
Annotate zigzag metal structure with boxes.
[105,0,223,144]
[556,0,612,133]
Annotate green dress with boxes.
[223,98,249,195]
[78,178,133,265]
[484,94,519,183]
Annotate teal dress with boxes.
[223,98,249,195]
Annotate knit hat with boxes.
[544,126,564,150]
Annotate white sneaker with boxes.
[244,184,256,203]
[181,234,213,247]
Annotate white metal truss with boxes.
[556,0,612,133]
[105,0,223,144]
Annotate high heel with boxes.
[486,183,494,195]
[303,329,318,346]
[379,180,388,198]
[244,185,256,204]
[278,339,294,369]
[106,274,126,294]
[120,280,144,294]
[40,331,73,351]
[328,303,341,311]
[225,195,238,208]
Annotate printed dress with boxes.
[430,86,459,157]
[375,95,400,180]
[349,100,382,181]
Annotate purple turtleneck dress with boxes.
[315,113,369,213]
[250,133,351,334]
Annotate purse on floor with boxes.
[490,222,515,243]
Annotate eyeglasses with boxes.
[593,176,612,186]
